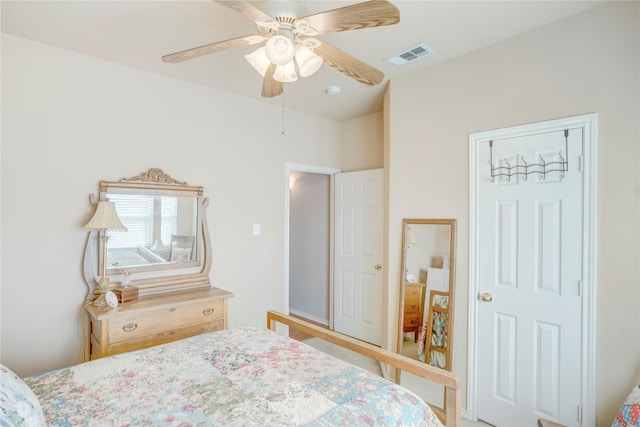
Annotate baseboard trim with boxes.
[288,309,329,327]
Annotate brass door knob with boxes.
[374,264,382,270]
[480,292,493,302]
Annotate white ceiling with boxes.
[2,0,604,121]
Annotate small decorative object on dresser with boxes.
[105,290,119,308]
[112,286,138,303]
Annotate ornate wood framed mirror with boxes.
[397,218,456,371]
[83,168,212,300]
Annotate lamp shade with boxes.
[84,201,127,231]
[245,47,270,77]
[295,46,323,78]
[272,60,298,83]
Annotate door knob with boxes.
[480,292,493,302]
[374,264,382,271]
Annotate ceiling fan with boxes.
[162,0,400,98]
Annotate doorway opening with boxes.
[284,163,340,333]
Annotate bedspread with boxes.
[25,326,442,426]
[613,386,640,427]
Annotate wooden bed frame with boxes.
[267,311,461,426]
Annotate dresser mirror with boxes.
[397,218,456,371]
[83,168,212,299]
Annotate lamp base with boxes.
[93,278,110,307]
[93,291,108,307]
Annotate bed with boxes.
[612,385,640,427]
[1,311,460,426]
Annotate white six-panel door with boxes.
[333,169,383,346]
[476,129,583,426]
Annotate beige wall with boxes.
[387,2,639,424]
[0,34,344,376]
[341,112,384,172]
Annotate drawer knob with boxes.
[202,307,215,316]
[123,323,138,333]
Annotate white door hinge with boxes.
[578,155,584,173]
[577,404,582,422]
[578,280,582,297]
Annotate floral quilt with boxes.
[612,386,640,427]
[25,326,443,426]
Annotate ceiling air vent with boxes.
[384,43,433,66]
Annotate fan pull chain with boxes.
[281,89,285,135]
[281,67,286,135]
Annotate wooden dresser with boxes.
[403,282,426,342]
[84,287,233,360]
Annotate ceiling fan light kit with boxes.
[245,47,298,83]
[163,0,400,98]
[245,41,322,82]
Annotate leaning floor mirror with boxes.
[397,218,456,373]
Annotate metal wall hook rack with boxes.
[489,129,569,183]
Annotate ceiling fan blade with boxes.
[262,63,284,98]
[301,0,399,35]
[215,0,274,25]
[162,35,262,63]
[315,42,384,86]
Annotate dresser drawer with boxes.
[106,320,224,357]
[405,287,422,298]
[109,299,224,343]
[403,312,421,327]
[404,298,421,314]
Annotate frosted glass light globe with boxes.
[295,46,323,77]
[265,35,295,65]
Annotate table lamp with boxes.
[84,200,127,307]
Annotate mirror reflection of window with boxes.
[106,194,197,267]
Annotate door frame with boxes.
[467,114,598,425]
[284,163,341,330]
